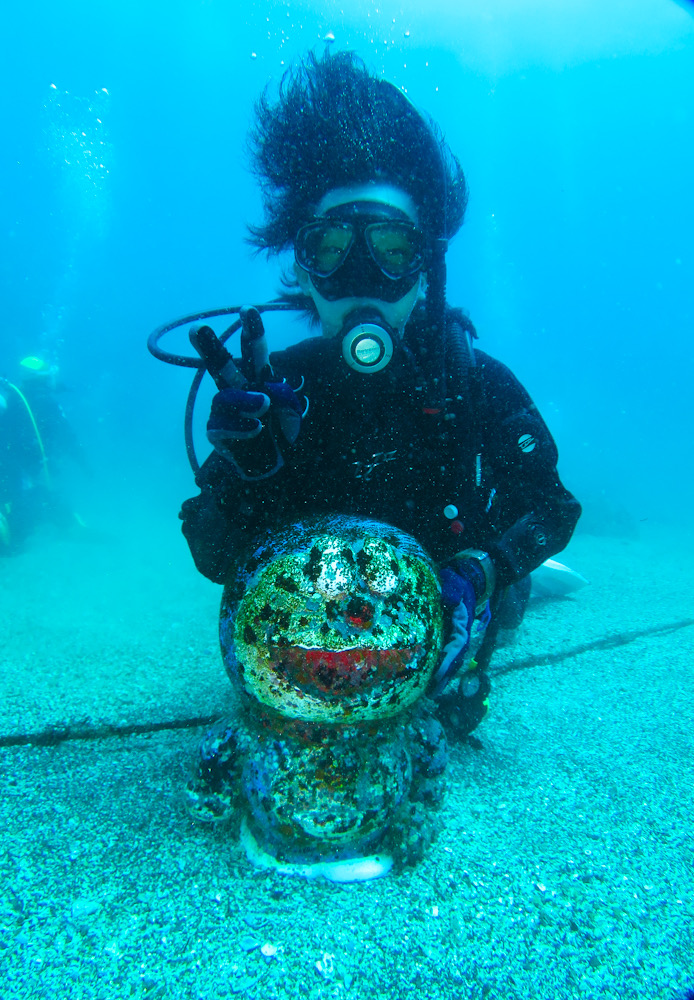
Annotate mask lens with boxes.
[365,223,425,278]
[296,222,354,277]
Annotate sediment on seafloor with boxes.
[1,516,693,999]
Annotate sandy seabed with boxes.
[1,507,693,1000]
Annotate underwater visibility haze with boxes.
[1,0,693,525]
[1,1,693,998]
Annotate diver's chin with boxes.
[309,278,423,341]
[314,296,390,341]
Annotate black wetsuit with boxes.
[180,309,581,590]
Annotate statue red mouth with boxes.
[267,644,421,697]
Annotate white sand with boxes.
[1,512,693,999]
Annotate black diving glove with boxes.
[207,380,306,480]
[430,550,495,696]
[430,565,478,696]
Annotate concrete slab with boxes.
[1,628,692,1000]
[490,523,694,673]
[0,516,225,738]
[1,516,692,742]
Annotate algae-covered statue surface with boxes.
[185,515,449,881]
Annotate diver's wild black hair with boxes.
[247,50,468,255]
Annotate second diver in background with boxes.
[0,356,88,554]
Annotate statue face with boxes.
[220,516,444,723]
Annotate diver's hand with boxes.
[430,565,477,695]
[208,387,271,442]
[207,380,306,479]
[208,381,304,444]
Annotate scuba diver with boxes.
[176,51,582,738]
[0,356,88,553]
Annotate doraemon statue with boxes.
[185,515,448,881]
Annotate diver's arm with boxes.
[180,345,314,582]
[179,453,253,584]
[179,490,239,584]
[484,479,581,588]
[472,353,582,589]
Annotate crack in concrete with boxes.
[2,618,693,749]
[493,617,694,677]
[0,713,220,749]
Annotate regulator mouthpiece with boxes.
[341,316,395,374]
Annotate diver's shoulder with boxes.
[473,349,522,384]
[471,349,535,411]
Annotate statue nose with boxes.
[344,599,375,630]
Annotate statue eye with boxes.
[359,539,399,596]
[312,537,355,598]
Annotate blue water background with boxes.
[1,0,692,532]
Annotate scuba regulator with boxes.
[148,301,303,477]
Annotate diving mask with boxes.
[295,203,426,303]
